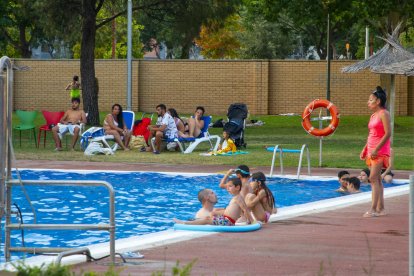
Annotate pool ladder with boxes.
[269,144,311,179]
[4,179,116,263]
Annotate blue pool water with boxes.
[1,169,405,260]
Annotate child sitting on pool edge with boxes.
[174,178,254,226]
[245,172,277,223]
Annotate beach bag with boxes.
[129,135,146,149]
[84,141,113,156]
[80,127,106,151]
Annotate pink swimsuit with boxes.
[367,109,390,157]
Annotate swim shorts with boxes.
[365,155,389,169]
[58,123,81,136]
[212,215,235,226]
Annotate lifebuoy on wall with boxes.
[302,99,340,137]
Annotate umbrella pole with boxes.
[389,75,395,145]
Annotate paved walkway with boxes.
[13,161,412,275]
[71,195,409,276]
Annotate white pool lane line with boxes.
[1,170,410,270]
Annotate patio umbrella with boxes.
[342,22,414,144]
[371,58,414,76]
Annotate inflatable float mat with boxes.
[173,222,261,232]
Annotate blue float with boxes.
[173,222,262,232]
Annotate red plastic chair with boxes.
[38,111,65,148]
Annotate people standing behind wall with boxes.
[146,104,178,154]
[360,86,391,217]
[65,75,81,99]
[187,106,205,138]
[103,104,131,151]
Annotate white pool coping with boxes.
[1,170,410,270]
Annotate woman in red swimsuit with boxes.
[360,86,391,217]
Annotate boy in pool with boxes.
[336,170,350,193]
[346,177,361,193]
[219,165,251,198]
[195,189,219,219]
[174,178,254,226]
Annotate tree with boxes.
[195,14,241,59]
[0,0,44,57]
[236,8,298,59]
[138,0,241,59]
[247,0,364,59]
[36,0,177,125]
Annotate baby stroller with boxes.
[224,103,248,148]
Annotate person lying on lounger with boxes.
[174,178,254,226]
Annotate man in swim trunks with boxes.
[195,189,218,219]
[52,98,87,151]
[174,178,254,226]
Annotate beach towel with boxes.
[132,118,151,144]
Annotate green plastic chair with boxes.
[14,110,38,147]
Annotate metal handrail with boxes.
[5,180,115,263]
[269,144,311,179]
[269,145,284,176]
[56,247,92,264]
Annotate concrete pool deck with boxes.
[12,160,413,275]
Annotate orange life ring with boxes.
[301,99,340,137]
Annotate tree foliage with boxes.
[195,15,241,59]
[0,0,45,57]
[138,0,241,59]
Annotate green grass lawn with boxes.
[11,112,414,170]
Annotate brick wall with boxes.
[12,59,412,116]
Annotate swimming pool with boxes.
[2,169,406,261]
